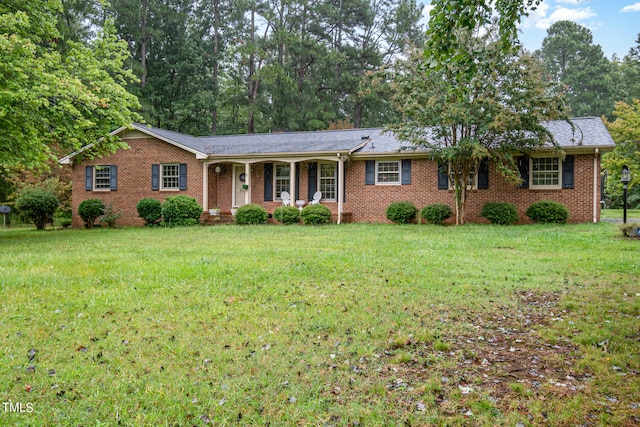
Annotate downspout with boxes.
[593,149,599,223]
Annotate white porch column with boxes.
[290,161,296,203]
[337,155,344,224]
[202,163,209,211]
[245,163,251,205]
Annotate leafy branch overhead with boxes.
[0,1,141,170]
[424,0,541,69]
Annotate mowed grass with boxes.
[1,223,638,426]
[601,208,640,220]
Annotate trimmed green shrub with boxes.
[137,198,162,226]
[480,202,519,225]
[78,198,105,229]
[99,204,122,228]
[421,203,453,225]
[15,187,59,230]
[526,200,569,224]
[385,201,417,224]
[161,195,202,227]
[300,204,332,225]
[273,206,300,225]
[235,204,268,225]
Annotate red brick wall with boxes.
[71,137,204,227]
[70,137,600,226]
[344,155,599,224]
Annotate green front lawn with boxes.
[1,224,638,426]
[601,208,640,220]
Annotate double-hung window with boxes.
[86,165,117,191]
[531,157,560,189]
[376,161,400,184]
[94,165,112,190]
[161,164,180,190]
[449,165,477,190]
[319,162,337,200]
[274,163,290,199]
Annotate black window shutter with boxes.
[401,159,411,185]
[562,155,574,189]
[110,165,118,191]
[85,166,93,191]
[151,164,159,191]
[179,163,187,190]
[308,162,317,198]
[518,156,529,189]
[295,164,300,200]
[264,163,273,201]
[365,160,375,185]
[437,163,448,190]
[477,159,489,189]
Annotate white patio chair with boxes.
[309,191,322,205]
[280,191,291,206]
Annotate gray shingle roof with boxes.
[134,117,614,157]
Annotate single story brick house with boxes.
[60,117,615,227]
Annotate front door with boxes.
[234,165,247,207]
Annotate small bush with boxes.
[273,206,300,225]
[385,201,417,224]
[137,198,162,226]
[480,202,519,225]
[421,203,453,225]
[54,211,72,228]
[99,204,122,228]
[526,200,569,224]
[161,195,202,227]
[235,204,268,225]
[301,204,332,225]
[78,198,105,229]
[15,187,59,230]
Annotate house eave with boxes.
[122,124,208,159]
[203,150,355,163]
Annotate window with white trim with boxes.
[448,165,477,190]
[376,161,400,184]
[94,165,111,190]
[161,164,180,190]
[319,162,337,200]
[531,157,560,189]
[274,163,290,199]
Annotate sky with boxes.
[421,0,640,60]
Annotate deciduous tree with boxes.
[389,28,567,224]
[0,0,140,170]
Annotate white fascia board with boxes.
[127,124,208,159]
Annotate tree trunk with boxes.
[140,0,148,88]
[211,0,220,135]
[247,8,257,134]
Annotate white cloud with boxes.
[422,4,435,19]
[532,7,597,30]
[556,0,583,4]
[621,3,640,12]
[521,2,550,29]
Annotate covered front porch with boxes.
[200,156,349,223]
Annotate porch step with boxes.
[202,213,235,225]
